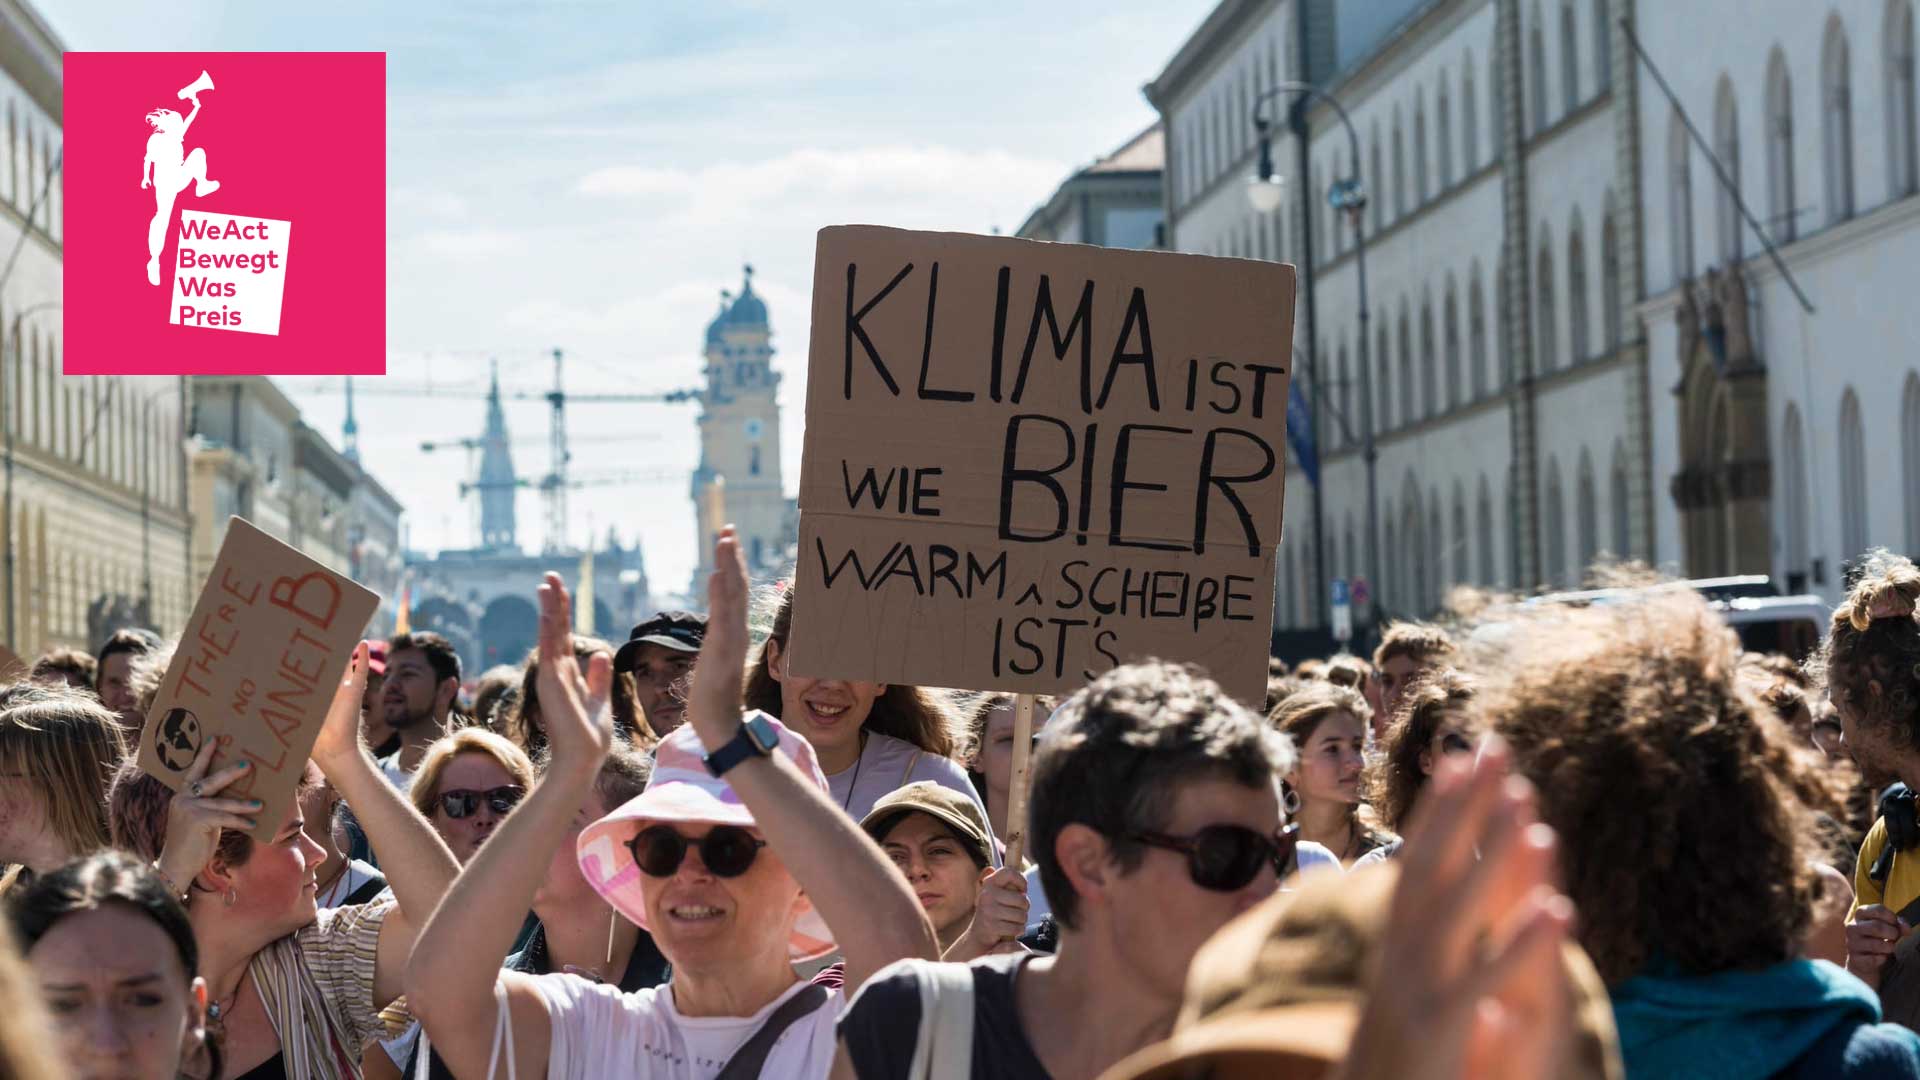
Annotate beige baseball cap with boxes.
[860,781,993,868]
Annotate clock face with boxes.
[745,419,764,440]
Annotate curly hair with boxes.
[1371,621,1456,670]
[1472,586,1823,985]
[743,584,960,757]
[1811,549,1920,754]
[1368,668,1478,834]
[1031,660,1293,929]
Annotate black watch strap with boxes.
[705,729,759,777]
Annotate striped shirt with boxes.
[248,899,395,1080]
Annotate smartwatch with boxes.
[704,711,780,778]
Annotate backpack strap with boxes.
[341,873,388,907]
[715,983,831,1080]
[907,961,977,1080]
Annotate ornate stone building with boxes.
[1148,0,1920,629]
[689,267,796,591]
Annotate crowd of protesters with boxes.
[3,531,1920,1076]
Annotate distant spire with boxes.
[478,358,518,550]
[742,263,754,290]
[342,375,360,463]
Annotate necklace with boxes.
[839,731,868,812]
[207,968,249,1025]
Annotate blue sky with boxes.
[44,1,1213,601]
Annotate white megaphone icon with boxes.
[142,70,220,286]
[177,70,214,102]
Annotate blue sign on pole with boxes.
[1331,578,1350,606]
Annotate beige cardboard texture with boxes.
[136,517,378,840]
[790,226,1295,705]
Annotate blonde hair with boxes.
[408,728,535,820]
[0,684,127,863]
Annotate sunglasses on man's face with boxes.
[1132,823,1299,892]
[628,824,768,879]
[438,786,524,820]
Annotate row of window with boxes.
[1677,4,1917,279]
[11,340,182,505]
[9,500,187,647]
[1274,439,1633,626]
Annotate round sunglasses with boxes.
[628,824,768,879]
[438,786,524,820]
[1132,822,1300,892]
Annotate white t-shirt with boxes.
[377,751,412,792]
[1293,840,1344,881]
[535,974,841,1079]
[315,858,385,909]
[826,731,993,837]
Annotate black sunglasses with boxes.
[438,786,524,820]
[1132,822,1299,892]
[628,824,768,879]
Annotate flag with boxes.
[1286,380,1320,489]
[576,547,595,636]
[393,577,411,636]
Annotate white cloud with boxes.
[574,144,1067,232]
[390,185,471,219]
[413,227,518,256]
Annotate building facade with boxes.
[1146,0,1912,636]
[0,1,194,656]
[689,266,795,591]
[1016,123,1167,248]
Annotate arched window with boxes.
[1905,375,1920,550]
[1568,216,1590,363]
[1536,235,1558,373]
[1378,324,1394,429]
[1428,496,1444,610]
[1766,48,1796,242]
[1560,1,1580,114]
[1398,306,1415,424]
[1420,297,1437,419]
[1463,58,1480,171]
[1611,443,1631,557]
[1577,450,1598,575]
[1370,126,1385,234]
[1469,268,1488,398]
[1415,93,1430,202]
[1594,0,1613,92]
[1496,257,1512,387]
[1393,111,1407,217]
[1384,517,1398,610]
[1670,110,1695,281]
[1545,458,1567,586]
[1452,482,1469,583]
[1477,476,1496,584]
[1601,200,1622,351]
[1438,78,1455,188]
[1825,16,1856,223]
[1714,76,1742,263]
[1782,404,1809,579]
[1530,12,1550,134]
[1444,280,1462,410]
[1840,389,1869,558]
[1888,0,1918,197]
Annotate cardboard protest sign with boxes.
[136,517,378,839]
[789,226,1295,704]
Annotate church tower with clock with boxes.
[690,265,794,592]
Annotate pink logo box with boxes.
[63,53,386,375]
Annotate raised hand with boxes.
[958,866,1031,958]
[156,739,261,895]
[688,525,750,747]
[536,571,614,774]
[1333,741,1577,1080]
[309,640,371,774]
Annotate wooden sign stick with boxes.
[1003,693,1037,870]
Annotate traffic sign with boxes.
[1351,576,1372,610]
[1331,577,1352,643]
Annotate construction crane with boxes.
[457,467,686,497]
[287,364,703,553]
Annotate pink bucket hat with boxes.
[575,712,837,961]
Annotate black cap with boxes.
[612,611,706,671]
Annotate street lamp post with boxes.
[1248,82,1381,642]
[3,300,61,650]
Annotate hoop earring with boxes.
[223,887,238,908]
[1282,786,1302,817]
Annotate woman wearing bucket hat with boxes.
[407,526,939,1079]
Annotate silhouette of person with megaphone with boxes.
[141,70,219,287]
